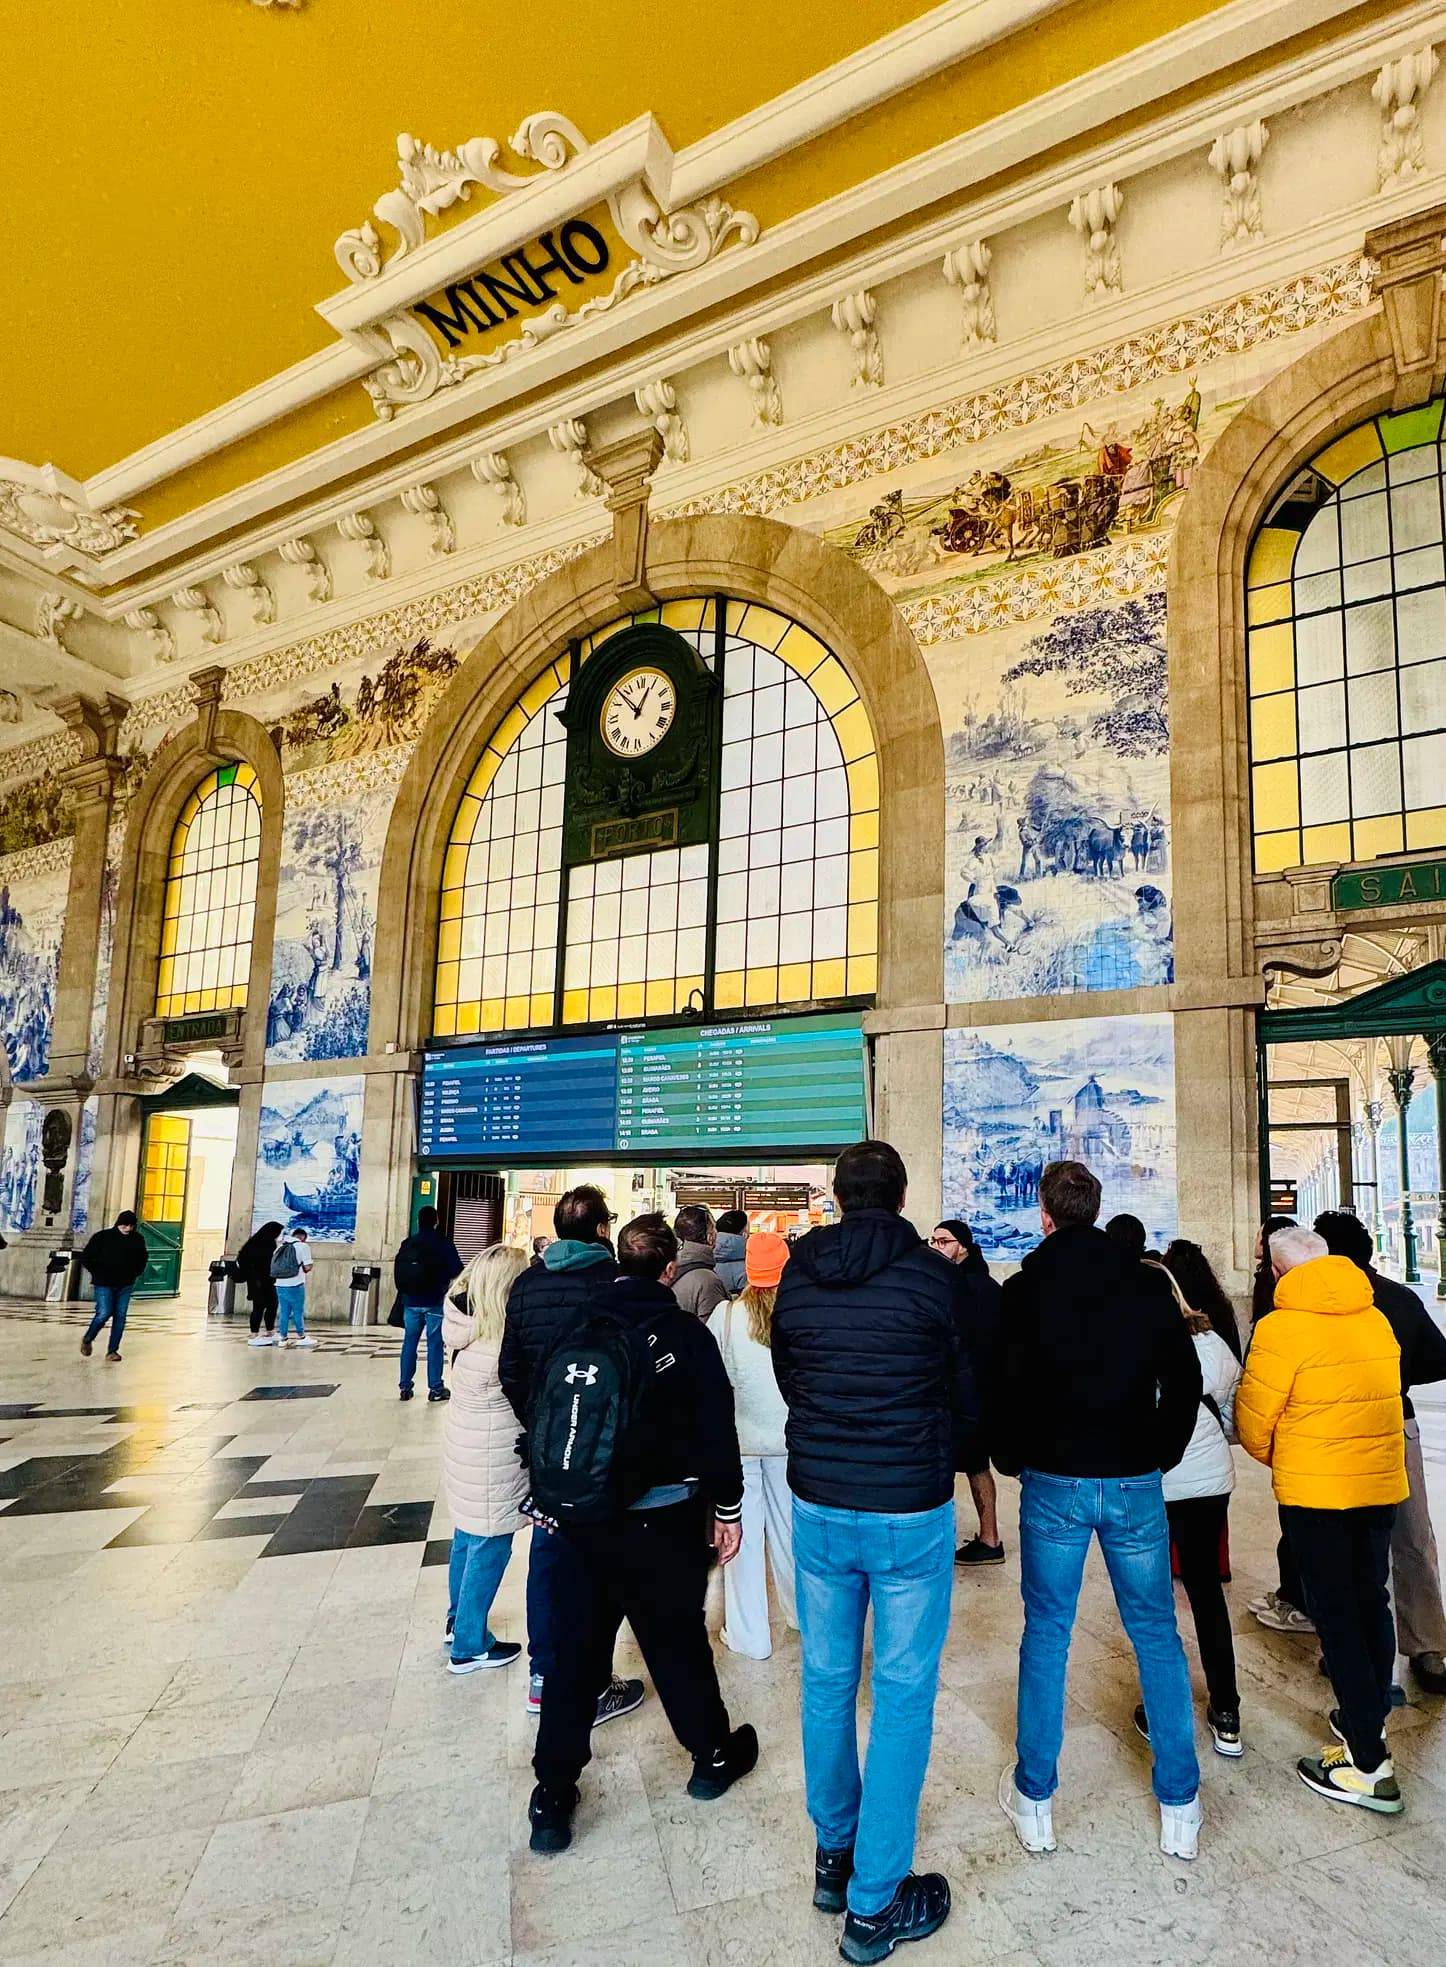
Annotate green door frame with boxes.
[133,1075,241,1297]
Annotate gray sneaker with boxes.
[1254,1597,1315,1634]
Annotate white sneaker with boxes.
[294,1336,317,1348]
[247,1335,269,1347]
[998,1766,1056,1853]
[1159,1795,1201,1861]
[1247,1589,1276,1617]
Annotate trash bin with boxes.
[349,1264,382,1328]
[45,1249,76,1303]
[207,1259,237,1318]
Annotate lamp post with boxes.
[1364,1097,1385,1255]
[1387,1053,1420,1285]
[1426,1032,1446,1301]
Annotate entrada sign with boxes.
[1333,860,1446,910]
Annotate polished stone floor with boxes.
[3,1295,1446,1967]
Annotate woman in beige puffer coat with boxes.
[442,1242,528,1673]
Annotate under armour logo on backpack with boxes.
[564,1363,598,1386]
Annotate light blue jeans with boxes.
[275,1283,306,1338]
[794,1496,954,1917]
[448,1528,515,1661]
[83,1284,133,1353]
[400,1305,444,1393]
[1015,1469,1199,1807]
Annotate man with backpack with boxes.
[393,1205,463,1402]
[526,1213,757,1855]
[271,1227,316,1347]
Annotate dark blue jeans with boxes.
[399,1305,444,1393]
[83,1285,133,1354]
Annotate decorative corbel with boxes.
[123,606,175,664]
[278,536,332,602]
[585,427,664,614]
[633,379,689,463]
[1068,183,1125,299]
[222,562,276,626]
[549,419,604,499]
[727,337,782,428]
[50,691,128,765]
[941,240,995,346]
[471,452,526,527]
[1365,202,1446,410]
[35,591,84,654]
[1373,48,1439,192]
[188,665,227,755]
[1259,936,1345,981]
[1208,122,1269,251]
[400,484,456,556]
[830,291,883,389]
[171,585,223,646]
[336,511,390,581]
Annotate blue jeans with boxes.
[1015,1469,1199,1808]
[448,1528,515,1660]
[400,1305,443,1393]
[83,1284,133,1353]
[275,1284,306,1338]
[794,1496,954,1917]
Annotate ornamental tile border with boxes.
[0,835,74,883]
[898,537,1170,642]
[285,748,413,804]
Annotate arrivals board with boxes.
[417,1010,866,1161]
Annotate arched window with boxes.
[155,763,262,1017]
[1246,396,1446,873]
[432,597,879,1037]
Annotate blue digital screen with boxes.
[417,1032,618,1160]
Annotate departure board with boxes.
[418,1011,866,1161]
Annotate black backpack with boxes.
[393,1237,432,1297]
[527,1308,655,1523]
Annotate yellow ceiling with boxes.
[4,0,1241,511]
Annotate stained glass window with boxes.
[155,763,262,1017]
[433,598,879,1036]
[1246,397,1446,873]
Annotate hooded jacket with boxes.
[714,1230,748,1298]
[80,1225,149,1290]
[393,1224,464,1308]
[672,1240,729,1321]
[604,1271,744,1517]
[1237,1254,1405,1509]
[771,1209,979,1513]
[1361,1263,1446,1423]
[993,1224,1202,1479]
[497,1237,620,1424]
[1161,1328,1241,1504]
[441,1287,527,1537]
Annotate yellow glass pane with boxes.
[233,763,258,792]
[833,701,874,765]
[848,903,879,954]
[1302,822,1352,864]
[489,705,528,756]
[480,999,505,1031]
[809,657,860,717]
[521,663,566,716]
[435,962,459,1006]
[177,791,202,830]
[442,845,469,891]
[1406,807,1446,850]
[850,806,880,851]
[1312,423,1382,487]
[530,992,554,1024]
[440,888,463,921]
[1252,761,1300,832]
[1254,830,1301,873]
[744,967,778,1004]
[432,1003,457,1037]
[616,982,646,1018]
[155,1116,188,1143]
[713,969,745,1010]
[451,795,482,843]
[562,988,589,1024]
[1352,815,1404,860]
[1246,581,1292,628]
[812,958,847,999]
[738,605,792,651]
[776,962,812,1002]
[589,985,617,1021]
[1248,624,1295,697]
[847,754,880,814]
[645,980,674,1015]
[775,623,828,679]
[847,955,878,996]
[453,1001,480,1036]
[436,919,462,962]
[724,600,749,638]
[660,598,708,632]
[848,851,879,904]
[1247,527,1300,589]
[466,751,501,802]
[1249,693,1297,763]
[677,975,703,1009]
[155,996,173,1018]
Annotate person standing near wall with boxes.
[79,1211,148,1362]
[714,1209,749,1298]
[272,1227,315,1347]
[239,1221,282,1346]
[930,1219,1006,1568]
[394,1204,463,1401]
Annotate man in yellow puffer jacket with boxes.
[1238,1225,1406,1814]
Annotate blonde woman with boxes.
[441,1242,529,1674]
[708,1231,798,1659]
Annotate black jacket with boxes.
[956,1266,1005,1462]
[604,1272,744,1518]
[498,1242,621,1424]
[235,1227,280,1301]
[393,1226,463,1307]
[771,1209,980,1513]
[80,1225,148,1289]
[1364,1264,1446,1422]
[994,1224,1201,1479]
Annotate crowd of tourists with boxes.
[384,1149,1442,1963]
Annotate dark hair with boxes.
[531,1235,549,1255]
[417,1205,439,1231]
[1162,1237,1243,1360]
[674,1205,714,1244]
[716,1209,748,1235]
[1040,1160,1102,1228]
[1104,1213,1146,1258]
[833,1139,907,1214]
[1252,1214,1296,1324]
[115,1210,138,1229]
[555,1184,612,1241]
[618,1214,678,1280]
[1314,1208,1373,1269]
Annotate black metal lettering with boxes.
[413,279,503,348]
[560,219,610,276]
[505,231,587,300]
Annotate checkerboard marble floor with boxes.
[3,1297,1446,1966]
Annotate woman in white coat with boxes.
[441,1242,529,1674]
[1136,1253,1245,1757]
[708,1231,798,1660]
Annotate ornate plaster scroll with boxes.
[727,337,782,428]
[1208,122,1269,251]
[941,239,995,346]
[400,484,457,556]
[830,291,883,389]
[1068,183,1124,299]
[634,379,689,462]
[471,452,526,527]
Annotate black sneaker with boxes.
[399,1387,414,1401]
[954,1537,1005,1566]
[1208,1707,1243,1757]
[1133,1703,1150,1743]
[839,1873,951,1963]
[80,1338,93,1356]
[428,1387,450,1403]
[449,1640,522,1675]
[687,1723,759,1800]
[814,1845,855,1914]
[527,1782,579,1853]
[593,1676,644,1728]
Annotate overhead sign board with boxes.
[1333,861,1446,910]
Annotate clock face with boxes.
[600,667,677,758]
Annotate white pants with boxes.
[723,1455,798,1660]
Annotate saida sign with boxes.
[1333,859,1446,910]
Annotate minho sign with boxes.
[411,211,619,353]
[1333,860,1446,910]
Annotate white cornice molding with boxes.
[10,0,1434,596]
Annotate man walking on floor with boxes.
[79,1210,149,1361]
[773,1140,978,1963]
[994,1159,1204,1862]
[393,1205,462,1401]
[1315,1208,1446,1696]
[526,1214,756,1854]
[1238,1224,1407,1813]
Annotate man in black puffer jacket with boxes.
[773,1140,977,1965]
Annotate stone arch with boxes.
[372,512,943,1055]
